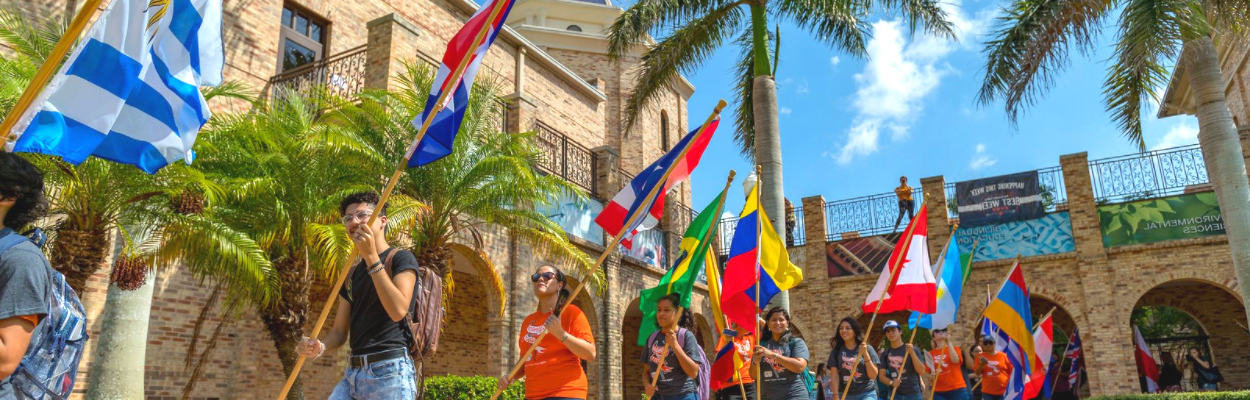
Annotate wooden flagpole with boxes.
[645,171,735,398]
[839,206,921,400]
[0,0,110,148]
[753,164,764,400]
[490,100,728,400]
[275,2,523,397]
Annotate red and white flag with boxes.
[862,206,936,314]
[1024,313,1054,398]
[1134,326,1160,393]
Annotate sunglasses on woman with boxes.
[531,272,557,282]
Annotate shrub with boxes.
[422,375,525,400]
[1087,391,1250,400]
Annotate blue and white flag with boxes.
[10,0,223,173]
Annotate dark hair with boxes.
[536,265,571,316]
[0,152,48,229]
[1161,351,1175,365]
[831,317,866,355]
[654,293,694,330]
[339,191,388,217]
[762,307,793,342]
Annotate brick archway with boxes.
[425,244,507,378]
[567,277,600,397]
[621,297,645,400]
[1132,279,1248,391]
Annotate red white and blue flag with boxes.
[594,117,719,248]
[1065,328,1084,387]
[408,0,516,167]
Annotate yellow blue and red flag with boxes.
[409,0,516,166]
[719,181,803,334]
[985,260,1035,400]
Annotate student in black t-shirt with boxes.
[642,293,705,400]
[755,307,810,400]
[295,192,420,399]
[0,152,56,394]
[878,320,927,400]
[827,317,881,400]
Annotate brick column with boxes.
[364,13,421,90]
[1060,152,1134,396]
[801,196,826,278]
[920,175,952,258]
[601,254,625,400]
[592,146,621,202]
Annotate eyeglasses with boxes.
[531,272,557,283]
[341,210,374,225]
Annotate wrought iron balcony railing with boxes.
[533,121,595,193]
[1089,144,1208,204]
[269,46,367,100]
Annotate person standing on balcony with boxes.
[498,265,597,399]
[893,176,915,233]
[295,192,420,399]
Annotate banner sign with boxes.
[1098,192,1224,247]
[536,191,604,246]
[621,229,666,269]
[955,171,1045,227]
[956,212,1075,261]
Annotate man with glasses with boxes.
[295,192,420,399]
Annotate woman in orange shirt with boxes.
[928,328,969,400]
[973,336,1011,400]
[498,265,597,400]
[715,322,757,400]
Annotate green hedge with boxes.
[422,375,525,400]
[1087,391,1250,400]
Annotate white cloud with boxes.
[830,56,841,68]
[831,0,996,164]
[796,81,810,94]
[969,143,997,169]
[1151,122,1199,150]
[780,106,793,116]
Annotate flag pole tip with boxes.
[715,99,728,111]
[728,170,737,181]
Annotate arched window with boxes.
[566,24,583,32]
[660,111,670,151]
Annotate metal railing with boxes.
[824,188,924,241]
[269,46,367,99]
[717,217,739,256]
[1089,144,1209,204]
[790,206,805,247]
[534,121,596,193]
[944,166,1069,220]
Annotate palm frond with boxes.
[0,8,64,62]
[201,80,257,103]
[977,0,1111,124]
[154,212,278,307]
[606,0,744,59]
[1104,0,1185,150]
[875,0,957,38]
[619,2,747,134]
[731,30,757,158]
[777,0,871,58]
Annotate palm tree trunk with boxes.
[51,226,111,293]
[261,255,311,400]
[749,3,789,311]
[86,274,155,399]
[1186,36,1250,324]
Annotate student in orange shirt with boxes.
[928,328,970,400]
[498,265,597,400]
[973,336,1011,400]
[715,322,757,400]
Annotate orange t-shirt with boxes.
[717,333,756,385]
[519,305,594,400]
[931,346,967,392]
[17,314,39,325]
[977,351,1012,395]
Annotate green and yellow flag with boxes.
[637,189,726,345]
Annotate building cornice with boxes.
[451,0,607,102]
[508,25,697,100]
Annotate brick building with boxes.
[789,140,1250,397]
[13,0,727,399]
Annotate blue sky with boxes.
[621,0,1203,213]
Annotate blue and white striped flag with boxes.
[9,0,223,173]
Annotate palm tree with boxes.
[606,0,955,309]
[339,62,598,309]
[191,87,411,399]
[977,0,1250,321]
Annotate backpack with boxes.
[645,328,711,400]
[788,338,818,400]
[0,229,88,400]
[381,249,444,362]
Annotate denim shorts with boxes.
[932,387,971,400]
[328,351,417,400]
[653,393,699,400]
[982,394,1005,400]
[846,389,879,400]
